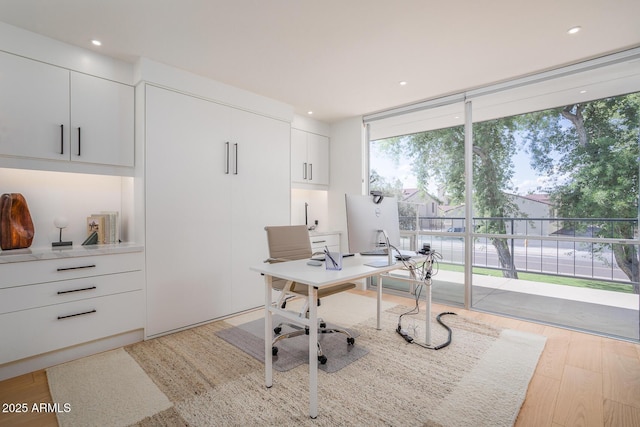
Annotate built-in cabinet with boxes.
[309,232,341,254]
[0,50,134,168]
[291,128,329,186]
[69,72,134,167]
[144,85,290,337]
[0,248,144,367]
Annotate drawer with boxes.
[0,251,143,289]
[0,290,144,364]
[0,270,143,314]
[309,234,340,250]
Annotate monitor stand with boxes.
[364,230,395,267]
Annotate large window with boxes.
[366,50,640,341]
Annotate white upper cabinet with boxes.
[70,72,134,167]
[0,50,134,171]
[0,51,70,160]
[291,128,329,186]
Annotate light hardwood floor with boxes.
[1,289,638,427]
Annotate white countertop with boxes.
[0,243,144,264]
[308,230,342,236]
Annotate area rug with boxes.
[46,298,547,426]
[215,314,368,373]
[46,348,172,427]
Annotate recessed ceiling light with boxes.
[307,111,313,115]
[567,26,581,35]
[91,40,102,46]
[580,90,587,94]
[399,81,407,86]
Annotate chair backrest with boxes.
[264,225,313,261]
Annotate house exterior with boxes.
[408,192,555,235]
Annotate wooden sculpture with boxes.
[0,193,35,250]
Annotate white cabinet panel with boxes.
[0,51,135,171]
[0,251,144,288]
[70,72,134,167]
[230,109,290,312]
[291,128,329,186]
[0,290,144,364]
[310,233,341,254]
[145,85,233,337]
[145,85,290,336]
[0,248,144,365]
[307,133,329,185]
[291,128,308,183]
[0,51,69,160]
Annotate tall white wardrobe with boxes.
[143,83,291,337]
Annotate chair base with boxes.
[271,321,355,364]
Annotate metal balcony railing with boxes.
[398,214,639,289]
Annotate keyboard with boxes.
[311,253,355,261]
[360,249,417,258]
[360,249,388,256]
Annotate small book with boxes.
[87,215,106,244]
[100,211,120,243]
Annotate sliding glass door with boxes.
[365,50,640,341]
[368,101,467,308]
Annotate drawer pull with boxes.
[57,286,97,295]
[57,309,97,320]
[57,264,96,272]
[312,240,326,244]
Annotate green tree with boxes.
[376,118,521,278]
[520,93,640,292]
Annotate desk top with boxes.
[250,254,409,288]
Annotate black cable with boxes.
[388,245,455,350]
[433,312,456,350]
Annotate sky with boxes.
[370,143,548,196]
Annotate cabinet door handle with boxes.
[60,124,64,155]
[57,286,97,295]
[57,309,96,320]
[225,142,230,174]
[56,264,96,272]
[309,163,313,181]
[234,143,238,175]
[77,127,81,156]
[312,240,326,244]
[303,162,307,179]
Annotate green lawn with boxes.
[437,263,636,293]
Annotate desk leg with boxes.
[264,275,273,389]
[376,273,382,330]
[425,279,432,347]
[308,286,318,419]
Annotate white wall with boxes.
[134,58,293,122]
[0,21,133,84]
[291,189,329,230]
[328,117,366,252]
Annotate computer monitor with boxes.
[345,193,401,255]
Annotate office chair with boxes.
[264,225,356,364]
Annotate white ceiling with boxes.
[0,0,639,123]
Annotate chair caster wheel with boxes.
[318,355,327,364]
[274,326,282,334]
[347,337,355,345]
[272,346,278,356]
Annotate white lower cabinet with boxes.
[310,232,341,254]
[0,249,144,366]
[144,85,290,337]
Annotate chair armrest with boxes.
[264,257,290,264]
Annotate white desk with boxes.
[250,254,430,419]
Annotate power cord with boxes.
[389,246,455,350]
